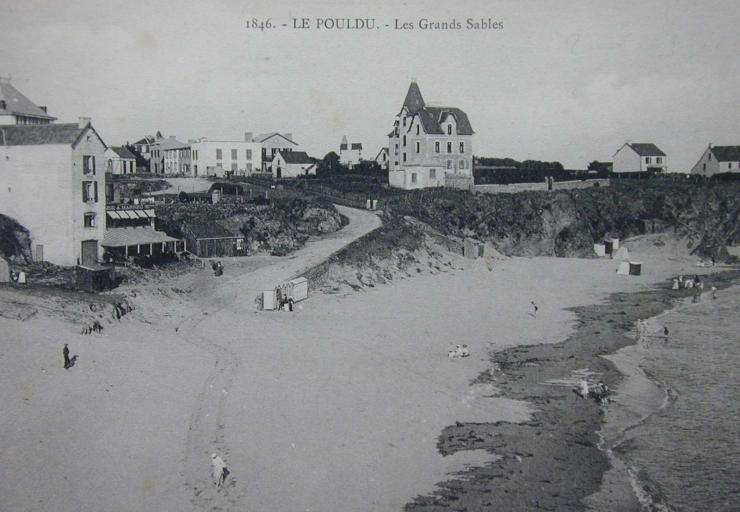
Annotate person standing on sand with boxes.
[63,344,70,369]
[531,301,538,317]
[211,453,228,488]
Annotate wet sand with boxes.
[405,268,739,511]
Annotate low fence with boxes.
[473,178,609,194]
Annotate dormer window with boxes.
[83,155,96,175]
[403,117,406,126]
[416,125,420,135]
[447,124,452,135]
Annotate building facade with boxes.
[0,119,107,266]
[387,82,474,189]
[271,150,316,178]
[250,132,298,172]
[0,78,56,125]
[612,143,667,173]
[105,146,136,175]
[690,144,740,177]
[190,135,262,177]
[160,137,191,175]
[339,136,362,167]
[374,147,389,170]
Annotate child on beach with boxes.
[211,454,229,488]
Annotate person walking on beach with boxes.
[63,344,70,369]
[663,326,669,340]
[531,301,538,318]
[211,453,229,488]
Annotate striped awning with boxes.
[106,209,156,220]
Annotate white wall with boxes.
[0,127,106,265]
[191,140,262,177]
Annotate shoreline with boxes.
[405,267,739,511]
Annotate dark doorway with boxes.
[81,240,98,266]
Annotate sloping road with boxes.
[175,205,381,510]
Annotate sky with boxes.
[1,0,738,171]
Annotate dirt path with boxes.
[173,205,382,509]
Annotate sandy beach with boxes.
[0,207,733,511]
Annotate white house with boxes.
[690,144,740,177]
[249,132,298,172]
[190,134,262,178]
[105,146,136,175]
[339,136,362,167]
[0,118,108,266]
[160,137,191,175]
[612,143,667,173]
[374,147,389,170]
[388,82,474,189]
[271,150,316,178]
[0,78,56,125]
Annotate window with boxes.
[447,124,452,135]
[430,169,436,179]
[82,181,98,202]
[403,136,406,147]
[83,213,95,228]
[394,161,398,167]
[645,157,651,164]
[435,141,440,153]
[459,142,465,153]
[403,117,406,126]
[656,157,662,164]
[708,153,712,161]
[447,142,452,153]
[246,149,252,159]
[447,160,452,169]
[231,149,237,160]
[83,155,96,175]
[415,141,420,153]
[403,153,407,162]
[703,163,706,171]
[216,149,222,160]
[395,143,399,155]
[416,125,420,135]
[411,172,417,184]
[729,162,733,169]
[459,159,465,169]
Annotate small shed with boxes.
[0,257,10,283]
[629,261,642,275]
[76,264,117,292]
[604,237,620,255]
[263,289,277,310]
[289,277,308,302]
[463,238,484,259]
[593,244,606,257]
[616,261,630,275]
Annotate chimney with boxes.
[39,106,47,113]
[78,116,91,128]
[244,132,253,142]
[708,142,712,148]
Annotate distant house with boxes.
[149,136,191,175]
[0,118,107,266]
[271,150,316,178]
[691,144,740,177]
[190,134,262,178]
[375,147,389,170]
[612,143,667,173]
[249,132,298,172]
[0,78,56,125]
[132,132,162,170]
[339,136,362,167]
[105,146,137,175]
[387,82,474,189]
[180,220,246,258]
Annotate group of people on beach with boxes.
[672,274,719,302]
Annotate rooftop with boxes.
[710,145,740,161]
[627,143,666,157]
[0,122,98,146]
[0,80,56,121]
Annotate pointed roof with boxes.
[0,122,104,147]
[627,143,665,157]
[402,82,425,114]
[709,145,740,161]
[279,150,313,164]
[253,132,298,145]
[340,135,348,151]
[0,80,56,122]
[109,146,136,159]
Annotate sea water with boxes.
[595,286,740,511]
